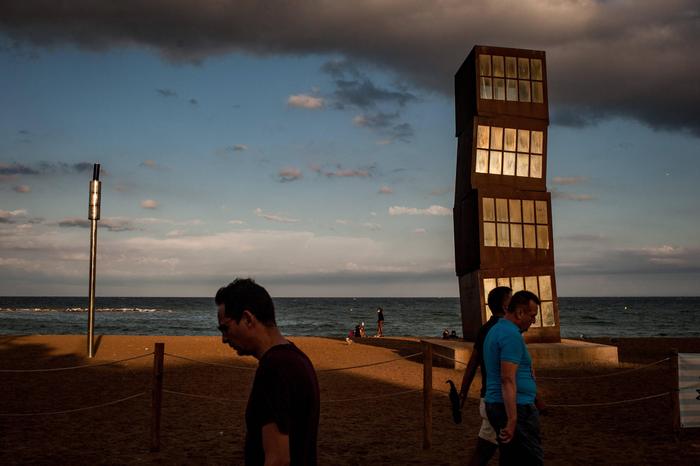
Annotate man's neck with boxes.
[254,326,288,360]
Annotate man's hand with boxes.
[499,420,516,443]
[535,396,548,415]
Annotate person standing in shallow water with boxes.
[215,278,320,466]
[376,307,385,337]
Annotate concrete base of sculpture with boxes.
[425,338,619,369]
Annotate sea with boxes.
[1,297,698,338]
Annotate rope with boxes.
[322,388,422,403]
[537,358,671,380]
[163,388,248,403]
[547,392,670,408]
[0,353,154,373]
[164,353,256,370]
[0,392,146,416]
[431,352,468,366]
[318,352,422,372]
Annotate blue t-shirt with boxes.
[483,319,537,405]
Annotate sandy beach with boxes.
[1,335,699,465]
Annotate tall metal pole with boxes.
[87,163,101,358]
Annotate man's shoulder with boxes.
[261,343,315,372]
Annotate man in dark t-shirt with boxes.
[458,286,512,466]
[215,278,320,466]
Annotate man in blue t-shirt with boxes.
[483,290,543,466]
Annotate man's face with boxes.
[515,300,539,332]
[217,304,254,357]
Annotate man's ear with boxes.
[241,310,255,327]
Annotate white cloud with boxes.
[378,186,393,194]
[361,222,381,231]
[335,219,349,225]
[254,208,300,224]
[228,219,246,225]
[278,167,303,182]
[0,209,28,221]
[141,199,159,209]
[287,94,324,109]
[388,205,451,216]
[552,192,595,201]
[233,144,248,151]
[552,176,587,185]
[414,228,426,234]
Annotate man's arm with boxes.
[459,347,480,407]
[499,361,519,443]
[262,422,290,466]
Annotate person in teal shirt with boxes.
[483,290,543,466]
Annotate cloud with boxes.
[361,222,381,231]
[56,217,139,232]
[0,209,27,223]
[429,187,452,196]
[189,98,198,105]
[287,94,324,109]
[156,88,177,98]
[312,164,373,178]
[3,1,698,135]
[278,167,303,183]
[389,205,451,216]
[552,176,587,185]
[0,161,95,176]
[13,185,31,193]
[228,219,246,225]
[254,208,299,224]
[352,111,414,142]
[378,186,393,194]
[232,144,248,151]
[141,199,159,209]
[414,228,426,234]
[552,191,595,201]
[0,163,39,176]
[139,160,168,171]
[335,219,349,225]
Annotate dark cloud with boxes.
[0,163,39,175]
[1,161,98,176]
[56,217,138,232]
[17,129,29,135]
[558,245,700,276]
[353,112,414,142]
[311,163,374,178]
[1,1,698,135]
[156,88,177,98]
[277,167,303,183]
[189,98,198,105]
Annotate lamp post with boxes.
[87,163,101,358]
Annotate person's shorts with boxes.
[478,398,497,444]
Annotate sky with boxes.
[0,0,699,297]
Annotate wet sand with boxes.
[1,335,699,465]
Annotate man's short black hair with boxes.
[487,286,512,314]
[215,278,277,326]
[507,290,541,313]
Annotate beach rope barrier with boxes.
[0,353,153,373]
[162,387,423,404]
[163,388,248,403]
[163,352,257,370]
[0,392,146,417]
[317,351,422,372]
[547,391,670,408]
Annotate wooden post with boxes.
[422,340,433,450]
[150,342,165,452]
[670,349,680,437]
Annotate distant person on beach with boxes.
[376,307,385,337]
[442,328,450,339]
[484,290,543,466]
[459,286,512,466]
[360,321,367,338]
[215,278,320,466]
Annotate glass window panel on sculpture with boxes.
[518,57,530,79]
[518,80,531,102]
[480,78,492,99]
[538,276,552,300]
[483,197,495,221]
[516,153,529,177]
[496,198,508,221]
[497,223,510,247]
[476,149,489,173]
[531,131,543,154]
[531,59,543,80]
[490,126,503,150]
[504,128,517,151]
[511,276,524,292]
[537,225,550,249]
[522,200,535,223]
[477,125,490,148]
[532,82,544,103]
[535,201,548,224]
[510,224,523,247]
[524,276,539,293]
[534,308,542,327]
[483,278,497,302]
[489,151,502,174]
[542,302,556,327]
[480,55,492,76]
[497,277,510,287]
[530,155,543,178]
[494,79,506,100]
[502,152,516,176]
[517,129,530,152]
[505,57,517,78]
[509,199,522,222]
[506,79,518,101]
[493,56,505,77]
[484,222,496,247]
[524,225,536,248]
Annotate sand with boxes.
[1,335,699,465]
